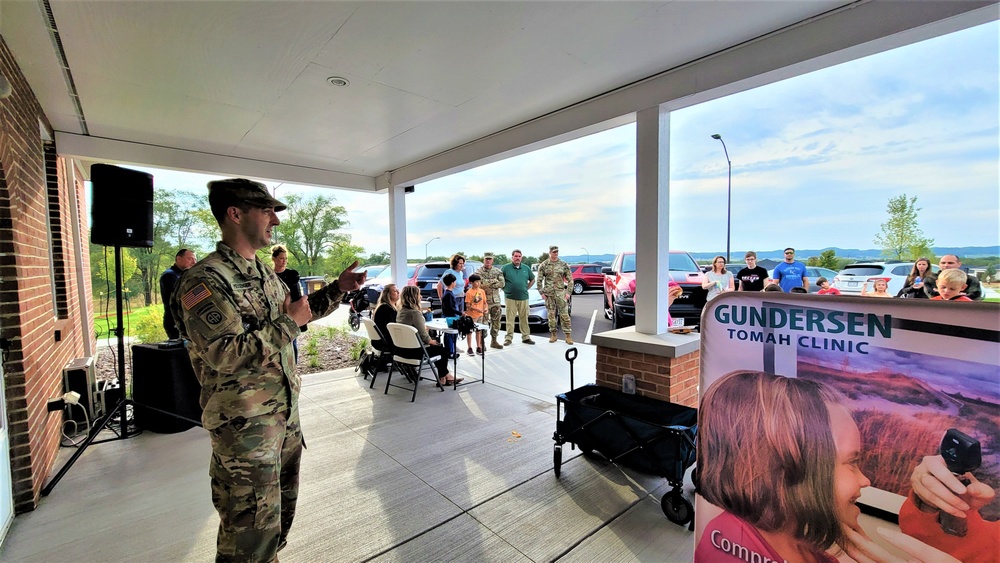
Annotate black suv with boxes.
[408,260,483,316]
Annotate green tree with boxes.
[272,193,351,276]
[908,241,936,265]
[90,242,140,299]
[130,189,206,306]
[366,251,390,265]
[192,207,221,247]
[986,264,996,282]
[326,234,366,275]
[816,249,839,269]
[873,194,934,261]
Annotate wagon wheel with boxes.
[553,445,563,478]
[661,491,693,525]
[349,312,361,331]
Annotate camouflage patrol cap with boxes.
[483,252,495,259]
[549,245,559,252]
[208,178,287,212]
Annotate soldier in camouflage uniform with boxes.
[170,179,366,563]
[536,245,573,345]
[474,252,506,349]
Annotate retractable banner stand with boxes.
[695,292,1000,563]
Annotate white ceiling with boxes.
[2,1,996,191]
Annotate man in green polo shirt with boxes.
[501,249,535,345]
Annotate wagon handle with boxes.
[565,347,578,390]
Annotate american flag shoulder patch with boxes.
[181,283,212,310]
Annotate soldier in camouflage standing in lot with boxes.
[171,178,366,563]
[475,252,506,349]
[537,245,573,345]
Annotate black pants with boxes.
[397,344,450,380]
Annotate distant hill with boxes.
[687,246,999,261]
[560,246,998,265]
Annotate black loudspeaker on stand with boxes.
[43,164,200,497]
[90,164,155,248]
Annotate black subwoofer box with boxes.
[131,343,202,433]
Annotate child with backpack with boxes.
[465,274,487,355]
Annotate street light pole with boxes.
[581,246,590,263]
[711,134,732,263]
[425,236,441,261]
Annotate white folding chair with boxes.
[359,317,393,389]
[384,322,443,402]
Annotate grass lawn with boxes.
[94,303,163,338]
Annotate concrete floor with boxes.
[1,344,695,562]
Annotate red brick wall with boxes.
[1,37,92,512]
[595,347,700,408]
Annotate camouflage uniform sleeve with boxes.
[305,281,345,321]
[172,267,299,375]
[560,262,572,287]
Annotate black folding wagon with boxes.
[553,383,698,527]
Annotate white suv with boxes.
[832,262,940,296]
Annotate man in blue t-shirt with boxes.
[772,247,808,292]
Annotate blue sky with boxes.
[134,21,998,260]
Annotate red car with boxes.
[570,263,606,295]
[603,251,707,328]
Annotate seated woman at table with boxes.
[397,286,461,386]
[373,283,400,350]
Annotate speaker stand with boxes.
[43,246,133,495]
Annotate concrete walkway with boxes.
[1,333,694,562]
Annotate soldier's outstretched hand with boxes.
[337,260,367,292]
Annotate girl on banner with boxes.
[696,371,963,563]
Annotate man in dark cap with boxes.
[474,251,506,348]
[170,178,366,562]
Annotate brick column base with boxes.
[595,346,700,408]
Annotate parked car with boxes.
[765,266,839,293]
[570,263,605,294]
[406,259,483,316]
[355,264,388,278]
[498,287,572,333]
[603,251,706,329]
[804,267,840,292]
[832,262,940,296]
[725,263,744,290]
[361,264,419,303]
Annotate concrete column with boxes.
[387,184,407,283]
[634,105,670,335]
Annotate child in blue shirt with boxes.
[441,273,460,358]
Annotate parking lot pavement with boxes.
[572,292,611,341]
